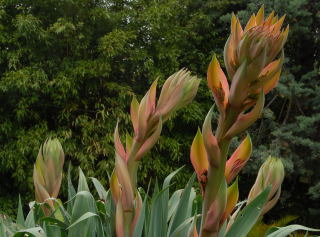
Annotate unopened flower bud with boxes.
[33,138,64,214]
[226,6,289,108]
[157,69,200,121]
[247,156,284,215]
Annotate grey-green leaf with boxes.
[225,187,271,237]
[168,173,196,236]
[265,224,320,237]
[91,177,108,201]
[16,195,25,227]
[13,227,46,237]
[77,168,89,192]
[67,212,98,229]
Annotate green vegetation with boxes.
[0,0,319,228]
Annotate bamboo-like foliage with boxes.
[1,5,320,237]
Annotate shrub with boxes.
[1,5,319,237]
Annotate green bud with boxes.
[247,156,284,215]
[33,138,64,215]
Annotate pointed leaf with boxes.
[190,129,208,181]
[91,177,108,201]
[225,91,265,139]
[170,216,197,237]
[224,36,237,79]
[115,154,134,210]
[263,70,281,95]
[202,108,220,168]
[168,174,196,235]
[114,121,127,161]
[163,166,184,189]
[225,134,252,184]
[131,191,143,234]
[68,191,101,237]
[136,117,162,160]
[265,225,320,237]
[244,14,256,32]
[77,168,89,192]
[67,163,76,213]
[110,170,120,204]
[13,227,46,237]
[225,187,271,237]
[131,96,139,135]
[256,5,265,25]
[17,195,25,227]
[207,55,229,113]
[273,15,286,32]
[67,212,98,229]
[222,178,239,223]
[133,192,147,237]
[126,132,133,154]
[229,60,249,107]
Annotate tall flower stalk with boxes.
[111,69,200,237]
[190,6,289,237]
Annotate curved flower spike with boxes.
[230,7,288,67]
[224,5,288,109]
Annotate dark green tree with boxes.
[0,0,319,227]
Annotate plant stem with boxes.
[200,106,240,237]
[122,139,141,237]
[124,211,133,237]
[127,139,142,191]
[200,139,230,237]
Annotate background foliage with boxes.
[0,0,319,227]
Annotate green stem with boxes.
[124,114,161,236]
[121,139,141,237]
[200,107,240,237]
[127,139,142,191]
[200,139,230,237]
[124,211,133,237]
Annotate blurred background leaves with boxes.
[0,0,319,227]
